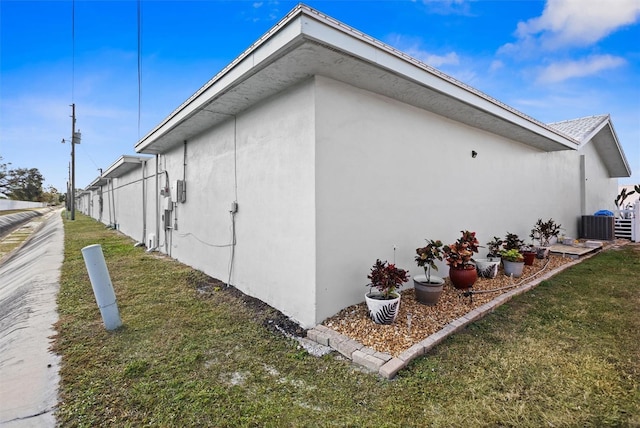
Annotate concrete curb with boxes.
[306,250,603,379]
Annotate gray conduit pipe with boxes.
[141,160,147,245]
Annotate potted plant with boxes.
[503,232,524,251]
[530,218,562,258]
[486,236,504,261]
[365,259,409,324]
[413,239,445,305]
[475,236,503,278]
[521,244,536,266]
[501,248,525,278]
[443,230,479,290]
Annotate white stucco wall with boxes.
[0,200,46,210]
[111,168,146,243]
[90,187,104,223]
[142,160,159,249]
[580,141,619,215]
[158,79,317,327]
[313,76,587,322]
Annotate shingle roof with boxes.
[547,115,609,143]
[548,114,631,177]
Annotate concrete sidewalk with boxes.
[0,209,64,427]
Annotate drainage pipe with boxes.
[153,154,160,251]
[81,244,122,330]
[465,258,552,296]
[141,160,147,245]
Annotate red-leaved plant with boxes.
[367,259,409,300]
[443,230,479,270]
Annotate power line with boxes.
[71,0,75,102]
[137,0,142,140]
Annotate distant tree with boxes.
[5,167,44,201]
[42,185,61,205]
[0,156,9,195]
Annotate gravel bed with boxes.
[323,255,575,357]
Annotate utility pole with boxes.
[71,103,76,220]
[62,104,80,220]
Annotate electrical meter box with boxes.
[172,180,186,203]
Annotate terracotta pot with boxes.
[448,266,477,290]
[523,251,536,266]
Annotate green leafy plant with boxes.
[443,230,479,270]
[529,218,562,247]
[500,248,524,262]
[415,239,444,283]
[486,236,504,258]
[367,259,409,300]
[503,232,524,251]
[614,186,637,209]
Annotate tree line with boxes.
[0,156,63,204]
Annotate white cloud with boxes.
[489,60,504,73]
[421,0,471,16]
[536,54,626,83]
[408,49,460,67]
[386,34,460,67]
[514,0,640,49]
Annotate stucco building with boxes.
[79,5,631,329]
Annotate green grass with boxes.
[55,213,640,427]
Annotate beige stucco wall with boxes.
[313,75,589,323]
[159,79,317,327]
[112,169,145,242]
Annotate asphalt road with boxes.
[0,209,63,427]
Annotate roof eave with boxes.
[134,4,578,155]
[599,121,632,178]
[102,155,151,179]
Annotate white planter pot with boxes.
[474,258,500,278]
[365,292,401,324]
[502,260,524,278]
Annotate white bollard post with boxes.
[81,244,122,330]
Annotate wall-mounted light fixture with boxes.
[471,150,478,158]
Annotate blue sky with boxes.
[1,0,639,193]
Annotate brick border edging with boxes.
[306,250,601,379]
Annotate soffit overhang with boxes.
[135,4,579,155]
[102,155,151,179]
[88,176,108,189]
[590,121,632,178]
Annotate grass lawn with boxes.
[54,213,640,427]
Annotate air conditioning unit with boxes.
[580,215,615,240]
